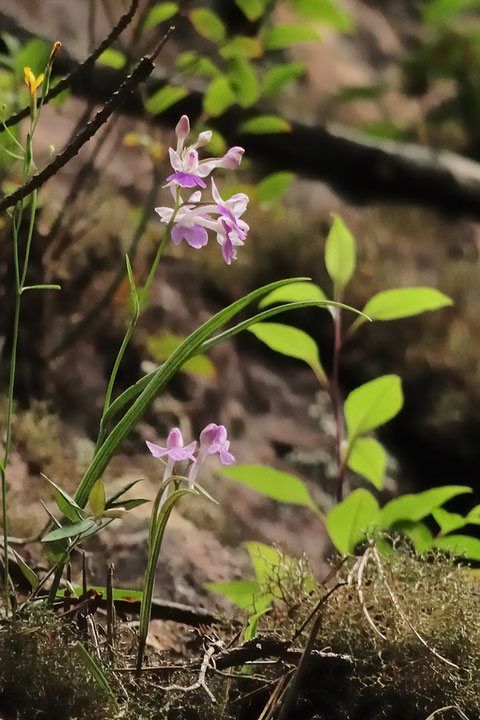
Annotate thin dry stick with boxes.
[1,0,140,131]
[354,548,387,641]
[371,545,459,670]
[106,562,115,663]
[154,638,224,703]
[425,706,471,720]
[0,29,173,215]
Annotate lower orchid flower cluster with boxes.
[146,423,234,505]
[155,115,249,265]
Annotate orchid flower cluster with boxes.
[146,423,234,504]
[155,116,249,265]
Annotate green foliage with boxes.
[325,214,356,292]
[248,321,326,380]
[235,0,266,21]
[326,488,379,554]
[145,86,188,114]
[422,0,480,25]
[289,0,354,30]
[263,25,320,50]
[205,580,265,610]
[379,486,472,528]
[222,464,320,513]
[259,280,328,308]
[147,331,216,378]
[346,437,386,490]
[228,57,259,107]
[262,62,305,96]
[433,534,480,560]
[88,478,106,518]
[13,38,49,76]
[221,37,263,59]
[240,115,291,133]
[256,172,293,205]
[362,287,453,322]
[204,75,235,116]
[98,48,125,69]
[344,375,403,441]
[432,507,467,535]
[143,2,178,29]
[189,8,226,43]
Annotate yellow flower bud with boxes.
[24,67,44,98]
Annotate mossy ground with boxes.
[1,544,479,720]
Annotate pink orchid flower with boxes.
[187,423,234,488]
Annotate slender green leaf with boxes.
[432,508,467,535]
[257,172,293,205]
[190,8,226,42]
[146,86,188,115]
[88,478,105,518]
[327,488,379,554]
[98,48,125,69]
[262,62,305,96]
[325,214,356,291]
[345,375,403,441]
[204,75,235,116]
[75,278,314,507]
[289,0,353,30]
[43,476,86,523]
[105,479,143,507]
[12,549,39,591]
[57,586,144,602]
[259,281,328,308]
[433,534,480,561]
[264,25,319,50]
[245,607,270,640]
[42,518,96,543]
[74,642,119,712]
[228,57,259,107]
[248,322,325,379]
[143,2,178,29]
[362,288,452,323]
[235,0,266,21]
[222,464,320,514]
[379,486,472,529]
[240,115,291,133]
[347,437,386,490]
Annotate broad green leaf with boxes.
[42,518,96,543]
[143,2,178,29]
[14,39,49,76]
[235,0,266,20]
[245,541,283,583]
[327,488,379,554]
[245,607,269,641]
[289,0,353,30]
[259,281,328,308]
[325,214,356,291]
[228,57,259,107]
[75,278,313,508]
[396,520,433,553]
[345,375,403,441]
[44,539,69,565]
[465,504,480,524]
[248,322,326,382]
[423,0,480,25]
[176,51,220,78]
[433,534,480,561]
[262,62,305,96]
[205,580,262,609]
[204,75,235,116]
[347,437,386,490]
[190,8,226,43]
[223,465,319,513]
[257,172,293,205]
[362,288,452,323]
[221,36,263,59]
[240,115,291,133]
[98,49,125,69]
[264,25,319,50]
[12,549,39,591]
[145,86,188,114]
[89,478,105,518]
[432,508,467,535]
[147,332,216,378]
[379,486,472,529]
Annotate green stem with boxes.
[47,564,64,607]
